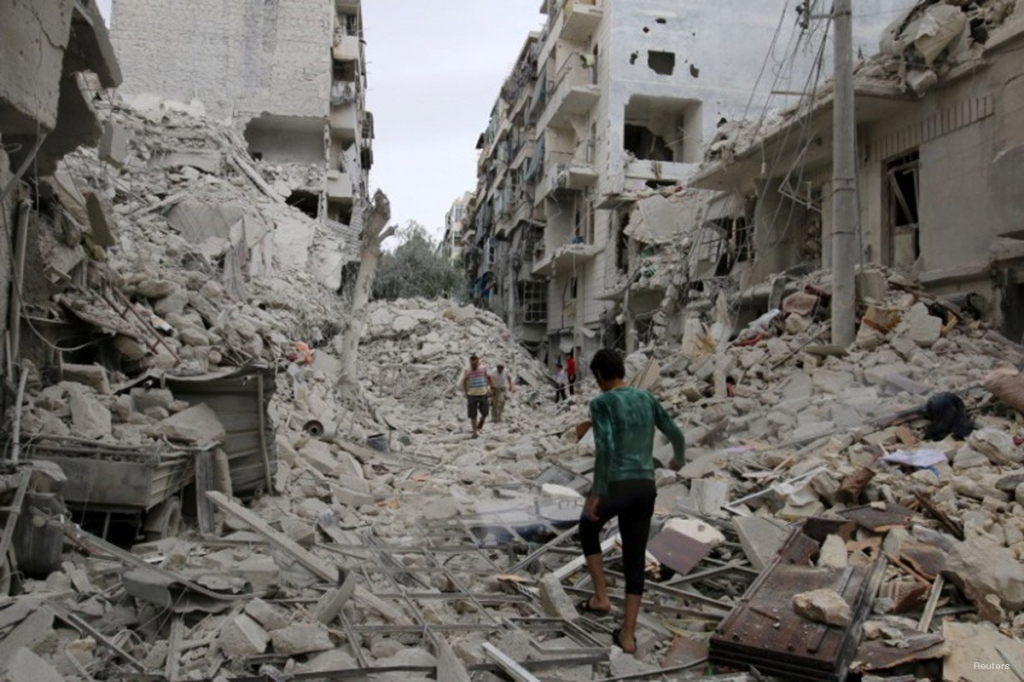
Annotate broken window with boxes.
[624,95,702,163]
[615,208,630,274]
[886,151,920,267]
[518,281,547,323]
[648,51,676,76]
[574,200,595,244]
[624,125,673,162]
[698,216,752,277]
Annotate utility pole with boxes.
[831,0,857,346]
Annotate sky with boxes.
[96,0,544,241]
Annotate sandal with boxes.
[576,596,611,615]
[612,627,636,654]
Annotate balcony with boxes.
[560,0,603,42]
[539,155,598,201]
[625,159,698,185]
[326,170,353,203]
[538,55,599,131]
[329,104,358,141]
[333,34,361,63]
[532,240,601,276]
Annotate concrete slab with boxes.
[734,516,790,571]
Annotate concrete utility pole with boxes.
[831,0,857,346]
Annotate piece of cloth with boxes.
[492,387,507,422]
[467,395,489,420]
[882,449,948,468]
[589,387,686,496]
[465,366,489,397]
[579,479,657,595]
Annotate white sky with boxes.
[96,0,544,241]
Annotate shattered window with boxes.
[886,151,920,267]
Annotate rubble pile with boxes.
[356,297,552,407]
[51,97,347,376]
[4,82,1024,682]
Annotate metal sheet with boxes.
[839,503,913,532]
[710,528,886,682]
[164,366,277,497]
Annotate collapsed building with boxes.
[691,0,1024,345]
[2,1,1024,681]
[460,0,922,364]
[112,0,375,270]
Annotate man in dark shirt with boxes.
[577,349,685,654]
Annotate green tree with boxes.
[372,221,464,301]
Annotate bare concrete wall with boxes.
[0,0,75,133]
[112,0,332,122]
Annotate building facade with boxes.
[442,193,473,266]
[694,3,1024,343]
[112,0,373,259]
[464,0,918,363]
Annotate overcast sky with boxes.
[96,1,543,240]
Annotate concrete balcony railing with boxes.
[561,0,603,41]
[333,34,361,63]
[329,104,358,142]
[538,55,599,131]
[326,170,353,204]
[532,240,601,276]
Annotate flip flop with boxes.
[577,597,611,615]
[611,627,636,654]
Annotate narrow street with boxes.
[2,1,1024,681]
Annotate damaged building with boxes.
[462,0,921,361]
[111,0,375,276]
[692,0,1024,345]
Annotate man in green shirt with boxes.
[577,349,685,654]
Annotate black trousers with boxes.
[579,479,657,595]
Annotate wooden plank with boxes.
[205,491,338,583]
[51,605,146,672]
[917,575,944,633]
[482,642,542,682]
[194,450,215,537]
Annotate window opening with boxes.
[886,151,920,267]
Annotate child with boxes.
[555,363,568,402]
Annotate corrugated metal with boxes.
[164,366,277,498]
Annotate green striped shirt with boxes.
[589,387,686,496]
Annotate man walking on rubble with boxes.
[462,354,493,439]
[489,362,514,424]
[576,348,685,655]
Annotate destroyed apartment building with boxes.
[112,0,376,276]
[459,0,920,363]
[3,1,1024,681]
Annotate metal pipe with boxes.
[10,364,29,463]
[8,200,31,368]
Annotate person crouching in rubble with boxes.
[462,353,493,439]
[577,348,685,654]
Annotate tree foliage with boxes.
[372,221,464,301]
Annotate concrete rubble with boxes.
[2,5,1024,682]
